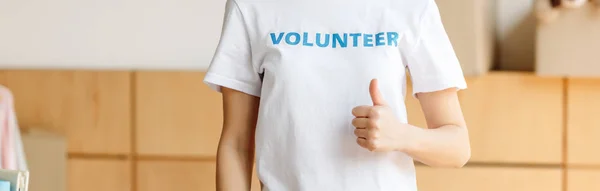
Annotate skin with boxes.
[216,87,260,191]
[216,78,470,190]
[352,79,470,168]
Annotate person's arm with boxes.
[405,88,470,168]
[216,87,260,191]
[352,79,470,168]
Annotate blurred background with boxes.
[0,0,598,190]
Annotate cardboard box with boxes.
[436,0,496,76]
[536,4,600,77]
[21,128,66,191]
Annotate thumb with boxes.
[369,79,387,106]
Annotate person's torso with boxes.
[237,0,426,190]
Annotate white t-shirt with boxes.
[204,0,467,190]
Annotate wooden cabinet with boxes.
[567,79,600,165]
[458,73,563,163]
[408,72,563,164]
[68,159,131,191]
[135,72,223,156]
[416,166,562,191]
[0,70,131,154]
[138,160,215,191]
[568,169,600,191]
[5,70,598,191]
[137,161,261,191]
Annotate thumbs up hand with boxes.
[351,79,411,152]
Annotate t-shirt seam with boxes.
[206,72,259,88]
[411,75,467,97]
[410,71,465,84]
[205,72,261,95]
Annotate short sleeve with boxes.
[203,0,262,97]
[402,0,467,97]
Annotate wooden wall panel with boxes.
[68,159,131,191]
[567,79,600,165]
[568,169,600,191]
[0,70,584,191]
[458,72,563,163]
[0,70,131,154]
[138,160,261,191]
[138,161,215,191]
[136,72,222,156]
[416,166,562,191]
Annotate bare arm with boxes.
[352,80,470,168]
[405,88,471,168]
[216,87,260,191]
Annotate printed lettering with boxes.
[332,33,348,48]
[270,33,285,45]
[285,32,301,45]
[387,32,399,47]
[349,33,361,47]
[375,32,386,46]
[269,32,399,48]
[316,33,330,47]
[302,32,314,46]
[363,34,374,47]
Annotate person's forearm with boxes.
[216,143,254,191]
[402,125,471,168]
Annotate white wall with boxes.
[1,0,535,71]
[0,0,226,70]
